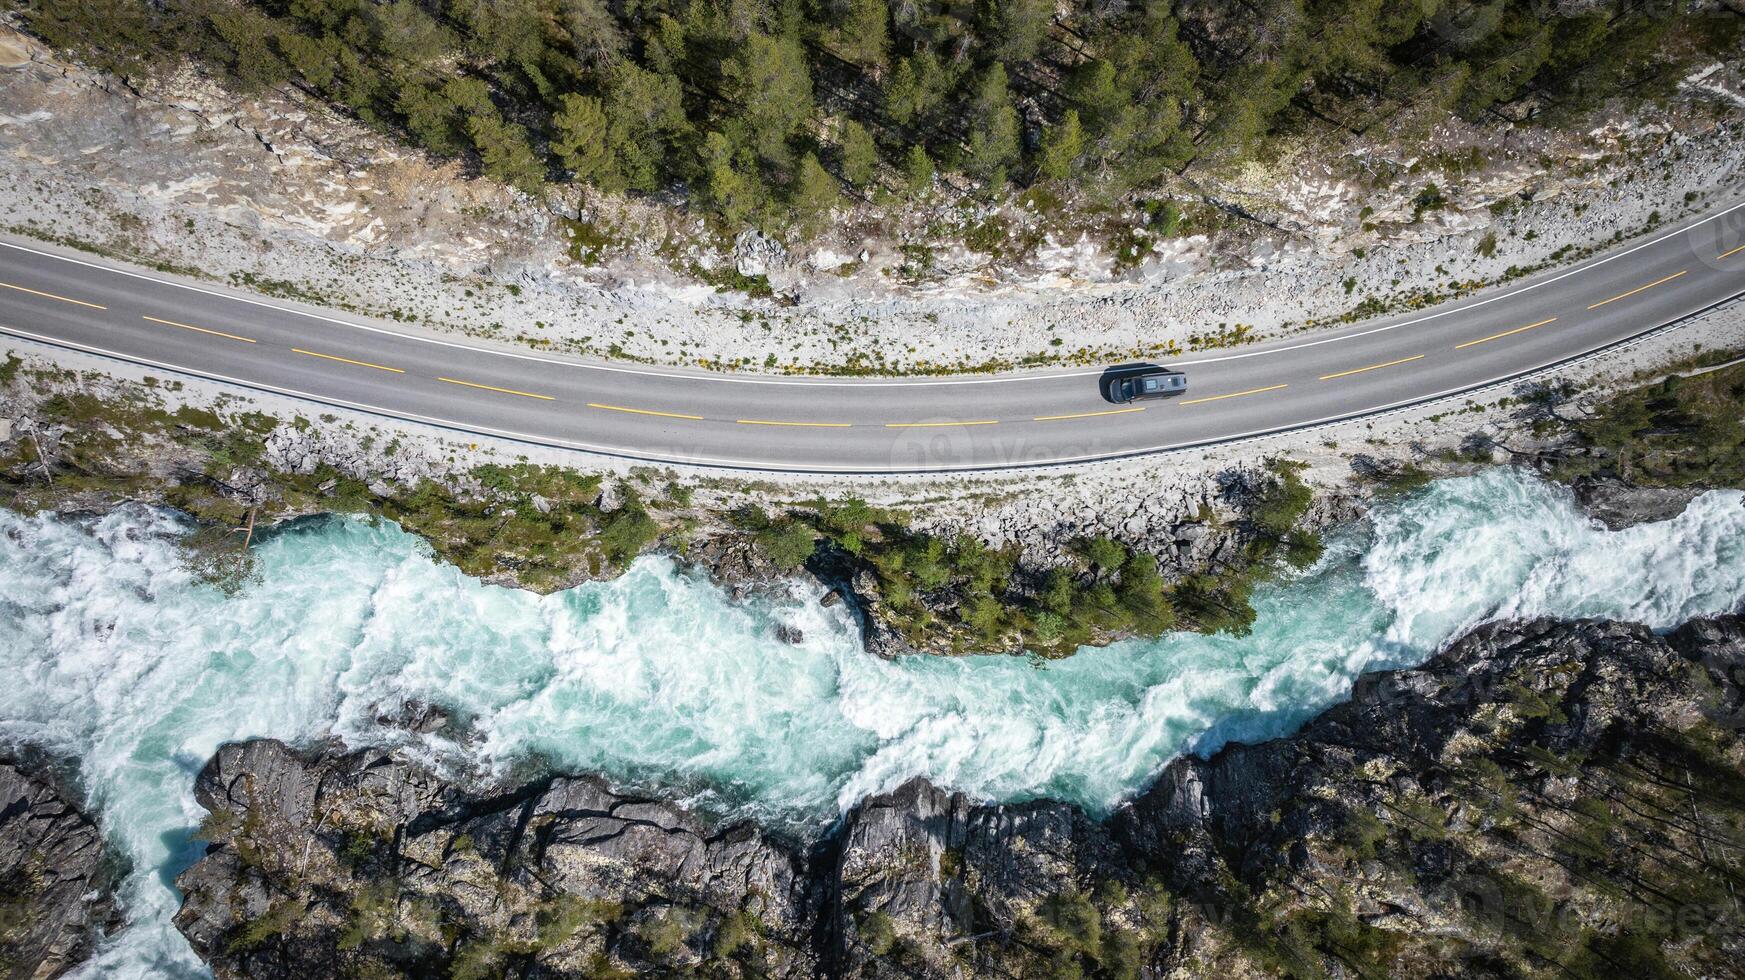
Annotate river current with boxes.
[1,467,1741,977]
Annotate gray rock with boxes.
[0,760,126,978]
[1571,476,1703,530]
[685,533,786,596]
[830,777,1118,977]
[733,229,786,278]
[174,740,817,979]
[373,699,453,736]
[595,481,624,513]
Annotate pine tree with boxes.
[442,76,496,116]
[551,93,614,184]
[728,33,814,168]
[990,0,1053,65]
[465,114,544,194]
[884,52,946,128]
[558,0,623,69]
[836,0,888,67]
[790,152,838,235]
[1037,109,1083,182]
[902,144,934,196]
[883,57,920,126]
[641,14,686,75]
[838,119,878,188]
[396,81,463,156]
[701,131,759,226]
[205,6,288,91]
[964,64,1019,186]
[276,31,335,90]
[1065,58,1124,133]
[605,64,688,192]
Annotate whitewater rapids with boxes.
[0,468,1741,977]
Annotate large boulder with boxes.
[0,760,125,979]
[829,777,1139,978]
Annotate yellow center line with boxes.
[1586,269,1686,309]
[0,281,107,310]
[1179,384,1289,406]
[736,419,852,427]
[1719,244,1745,260]
[437,377,554,400]
[885,420,999,428]
[1454,317,1557,350]
[588,402,704,421]
[143,315,255,343]
[291,348,404,373]
[1318,354,1426,381]
[1033,407,1147,422]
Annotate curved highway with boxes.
[2,201,1743,473]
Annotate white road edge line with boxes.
[2,196,1742,389]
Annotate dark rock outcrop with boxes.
[177,616,1745,978]
[0,760,125,978]
[175,740,818,978]
[1570,475,1707,530]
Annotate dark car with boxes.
[1105,369,1188,403]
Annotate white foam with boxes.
[0,469,1739,976]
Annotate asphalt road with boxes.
[2,201,1743,473]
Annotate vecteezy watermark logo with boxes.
[1427,0,1680,49]
[884,419,984,472]
[1429,873,1514,938]
[881,420,1147,472]
[1693,637,1745,732]
[1691,201,1745,275]
[1427,872,1732,946]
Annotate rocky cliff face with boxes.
[173,741,820,978]
[0,760,125,978]
[176,616,1745,978]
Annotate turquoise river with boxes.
[1,468,1742,976]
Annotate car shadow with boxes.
[1097,363,1163,404]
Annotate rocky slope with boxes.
[176,614,1745,978]
[0,759,125,978]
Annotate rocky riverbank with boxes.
[5,328,1743,657]
[171,614,1745,978]
[0,353,1333,657]
[0,757,125,978]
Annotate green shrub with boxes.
[598,504,658,562]
[859,910,896,955]
[756,520,817,570]
[226,899,303,953]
